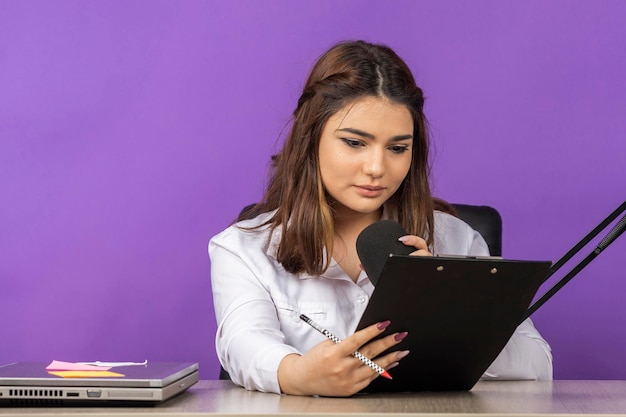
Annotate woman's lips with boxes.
[355,185,385,197]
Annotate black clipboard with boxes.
[355,255,551,393]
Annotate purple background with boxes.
[1,1,624,380]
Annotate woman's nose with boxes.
[363,149,385,178]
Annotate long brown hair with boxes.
[242,40,435,275]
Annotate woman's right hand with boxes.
[277,320,409,396]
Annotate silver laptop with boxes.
[0,361,198,406]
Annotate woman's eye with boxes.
[341,138,363,148]
[389,145,409,154]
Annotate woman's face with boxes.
[318,96,413,217]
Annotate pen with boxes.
[299,314,392,380]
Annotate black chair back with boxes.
[452,204,502,257]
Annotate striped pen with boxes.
[299,314,392,380]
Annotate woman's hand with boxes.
[398,235,432,256]
[277,320,409,397]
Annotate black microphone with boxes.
[356,220,414,286]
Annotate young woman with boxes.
[209,40,552,396]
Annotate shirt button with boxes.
[292,311,301,323]
[356,295,367,304]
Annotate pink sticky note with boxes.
[48,371,124,378]
[46,360,111,371]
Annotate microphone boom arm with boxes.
[524,201,626,321]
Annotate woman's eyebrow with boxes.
[337,127,374,138]
[337,127,413,141]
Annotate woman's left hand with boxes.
[398,235,432,257]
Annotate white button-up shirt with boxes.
[209,210,552,393]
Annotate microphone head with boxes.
[356,220,414,286]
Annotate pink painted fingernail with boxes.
[394,332,408,342]
[396,350,410,360]
[387,362,400,370]
[398,236,410,242]
[377,320,391,330]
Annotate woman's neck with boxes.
[331,207,383,282]
[333,206,383,236]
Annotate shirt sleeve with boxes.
[482,318,553,380]
[209,227,300,394]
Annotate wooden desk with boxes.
[1,380,625,416]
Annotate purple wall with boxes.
[1,1,624,380]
